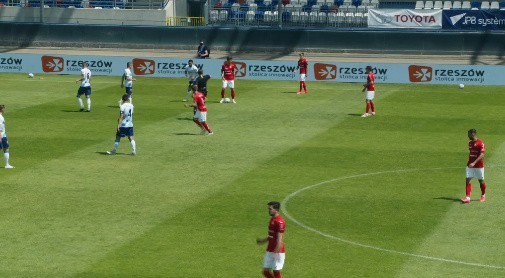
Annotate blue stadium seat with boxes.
[282,11,291,21]
[223,2,232,9]
[320,4,329,11]
[334,0,343,5]
[351,0,361,6]
[500,1,505,9]
[307,0,317,5]
[255,0,264,4]
[471,1,481,8]
[255,10,265,20]
[227,0,237,4]
[28,0,41,7]
[302,4,311,10]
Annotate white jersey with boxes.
[124,68,133,88]
[184,64,199,81]
[81,68,91,87]
[0,114,6,138]
[120,103,134,128]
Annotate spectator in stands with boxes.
[282,0,290,5]
[214,1,222,8]
[330,4,338,13]
[197,41,210,59]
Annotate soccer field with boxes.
[0,72,504,277]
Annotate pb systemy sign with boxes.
[443,10,505,30]
[368,9,442,29]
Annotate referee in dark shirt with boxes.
[195,69,211,97]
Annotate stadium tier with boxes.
[210,0,505,27]
[2,0,164,8]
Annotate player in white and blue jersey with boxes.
[0,105,14,168]
[120,62,136,106]
[183,59,199,102]
[75,62,92,112]
[106,94,136,156]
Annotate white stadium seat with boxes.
[452,1,462,8]
[424,1,434,9]
[219,10,228,21]
[461,0,470,8]
[249,3,258,11]
[318,11,327,23]
[490,1,499,9]
[210,10,219,22]
[309,11,318,23]
[246,10,255,21]
[300,11,309,21]
[317,0,325,5]
[442,1,452,9]
[433,1,443,9]
[480,1,490,9]
[299,0,308,6]
[264,11,273,22]
[311,4,320,11]
[231,3,240,11]
[345,12,354,24]
[284,3,294,11]
[336,11,345,23]
[328,12,337,24]
[293,4,303,11]
[415,0,424,9]
[291,11,301,22]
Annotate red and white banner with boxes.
[368,9,442,29]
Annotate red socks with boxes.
[480,182,487,195]
[201,122,212,133]
[273,271,282,278]
[370,101,375,112]
[366,102,371,113]
[466,183,472,197]
[231,89,236,99]
[263,270,274,278]
[302,82,307,93]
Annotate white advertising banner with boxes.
[0,53,501,85]
[368,9,443,29]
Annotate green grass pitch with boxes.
[0,72,504,277]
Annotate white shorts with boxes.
[263,252,285,271]
[222,80,235,89]
[466,167,484,180]
[194,110,207,122]
[366,91,375,101]
[299,73,306,82]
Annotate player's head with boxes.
[126,62,131,68]
[199,41,204,46]
[82,62,88,68]
[0,105,5,113]
[366,66,373,73]
[226,56,232,64]
[191,84,199,93]
[468,128,477,140]
[267,201,281,216]
[188,59,193,66]
[299,52,304,58]
[198,69,204,75]
[121,94,130,102]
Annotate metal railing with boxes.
[167,16,205,26]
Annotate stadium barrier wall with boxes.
[1,53,502,85]
[0,7,167,26]
[443,10,505,30]
[1,22,505,55]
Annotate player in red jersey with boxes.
[257,201,286,278]
[185,85,213,135]
[361,65,376,117]
[220,57,237,103]
[461,129,487,203]
[297,53,308,95]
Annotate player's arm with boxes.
[256,237,268,245]
[117,112,124,131]
[469,149,485,167]
[274,232,284,253]
[221,66,225,79]
[76,72,85,83]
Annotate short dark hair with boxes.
[122,94,130,102]
[366,65,373,70]
[268,201,281,211]
[188,59,193,63]
[198,69,203,75]
[0,105,5,111]
[126,62,131,67]
[227,56,232,61]
[468,128,477,134]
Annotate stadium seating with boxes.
[424,0,433,8]
[490,1,500,8]
[415,0,424,8]
[442,0,452,8]
[480,0,490,8]
[461,0,471,8]
[452,0,462,8]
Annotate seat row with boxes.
[415,0,505,9]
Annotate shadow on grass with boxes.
[107,105,119,109]
[433,197,462,203]
[347,113,364,117]
[95,151,133,156]
[61,110,84,113]
[174,133,198,136]
[176,117,193,121]
[280,91,298,94]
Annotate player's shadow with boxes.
[280,91,298,94]
[95,151,133,156]
[61,110,83,113]
[174,132,198,136]
[176,117,193,121]
[107,105,119,109]
[347,113,364,117]
[433,197,462,203]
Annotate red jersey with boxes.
[367,72,375,91]
[468,139,485,168]
[193,91,207,112]
[298,58,308,74]
[267,215,285,253]
[221,63,235,81]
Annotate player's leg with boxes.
[184,81,193,102]
[362,100,370,117]
[107,132,122,155]
[85,88,91,112]
[301,74,307,94]
[368,91,375,115]
[262,252,276,278]
[461,168,473,203]
[128,133,136,156]
[273,270,282,278]
[199,112,212,134]
[477,168,486,202]
[262,269,274,278]
[220,80,227,103]
[77,88,85,111]
[193,111,205,134]
[230,81,236,103]
[1,138,13,168]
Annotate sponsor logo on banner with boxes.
[156,61,203,75]
[368,9,442,29]
[242,63,297,79]
[233,62,247,78]
[408,65,486,83]
[409,65,432,82]
[133,58,156,75]
[314,63,337,80]
[338,66,389,82]
[442,10,505,30]
[41,56,64,72]
[0,56,23,72]
[65,59,113,74]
